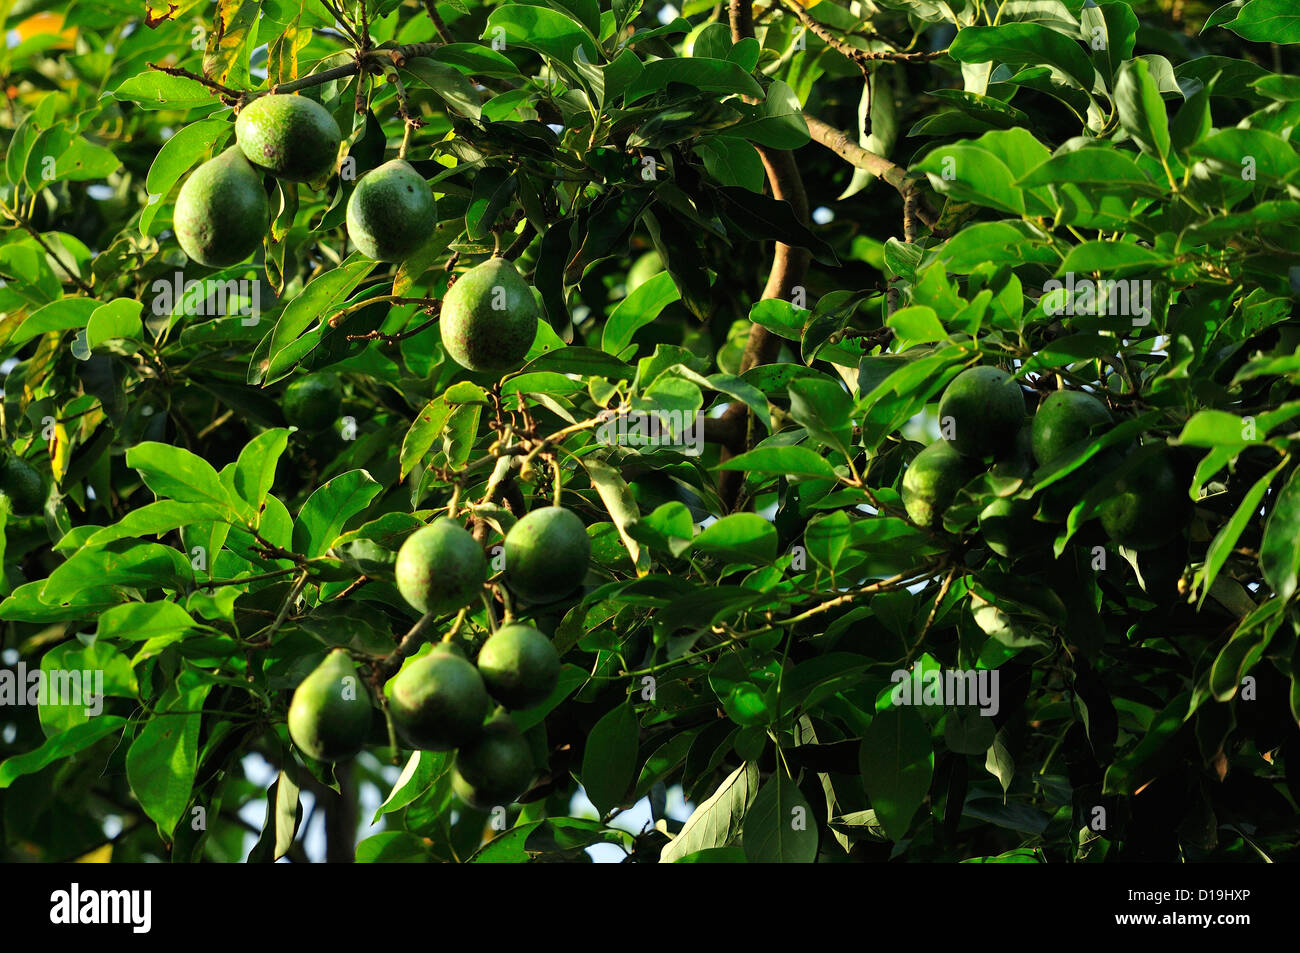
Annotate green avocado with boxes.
[389,646,490,751]
[504,506,590,604]
[902,440,983,528]
[0,455,45,515]
[235,93,342,183]
[475,623,561,710]
[938,365,1026,459]
[451,712,535,809]
[1098,449,1189,551]
[287,649,372,762]
[1031,390,1113,468]
[282,372,342,433]
[394,520,487,615]
[439,257,540,373]
[345,158,436,262]
[173,146,269,267]
[978,497,1051,558]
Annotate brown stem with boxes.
[151,42,443,109]
[718,0,810,511]
[372,610,440,683]
[422,0,455,43]
[773,0,949,69]
[0,203,93,294]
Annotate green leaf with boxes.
[787,377,854,458]
[603,271,680,354]
[1191,128,1300,184]
[97,601,200,643]
[11,296,99,346]
[1115,58,1171,162]
[125,441,236,512]
[714,445,837,480]
[693,513,778,565]
[858,706,933,841]
[86,298,143,349]
[1222,0,1300,43]
[482,4,600,67]
[293,470,383,558]
[581,702,639,815]
[887,306,947,349]
[804,510,852,577]
[400,396,453,480]
[1260,466,1300,603]
[1059,241,1172,276]
[230,428,292,514]
[41,542,194,604]
[742,773,818,862]
[356,831,431,862]
[659,761,759,863]
[583,458,645,572]
[949,23,1095,90]
[114,71,221,109]
[626,58,763,103]
[373,751,450,823]
[261,257,374,383]
[1211,599,1282,701]
[0,717,127,788]
[125,671,213,837]
[145,118,229,201]
[1196,460,1279,603]
[83,501,230,547]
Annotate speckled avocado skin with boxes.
[287,649,372,762]
[1031,390,1113,467]
[173,147,269,267]
[439,257,540,373]
[476,623,561,710]
[938,365,1026,459]
[345,159,436,262]
[235,94,341,183]
[901,440,982,528]
[389,649,490,751]
[394,520,486,615]
[504,506,590,604]
[451,713,535,808]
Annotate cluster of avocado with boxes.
[286,506,591,810]
[171,94,541,375]
[901,366,1186,554]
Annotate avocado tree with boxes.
[1,0,1299,864]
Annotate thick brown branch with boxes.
[718,0,812,511]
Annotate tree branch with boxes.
[773,0,949,69]
[718,0,811,511]
[147,42,441,108]
[0,202,94,294]
[803,112,939,233]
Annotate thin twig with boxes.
[0,202,93,294]
[773,0,949,70]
